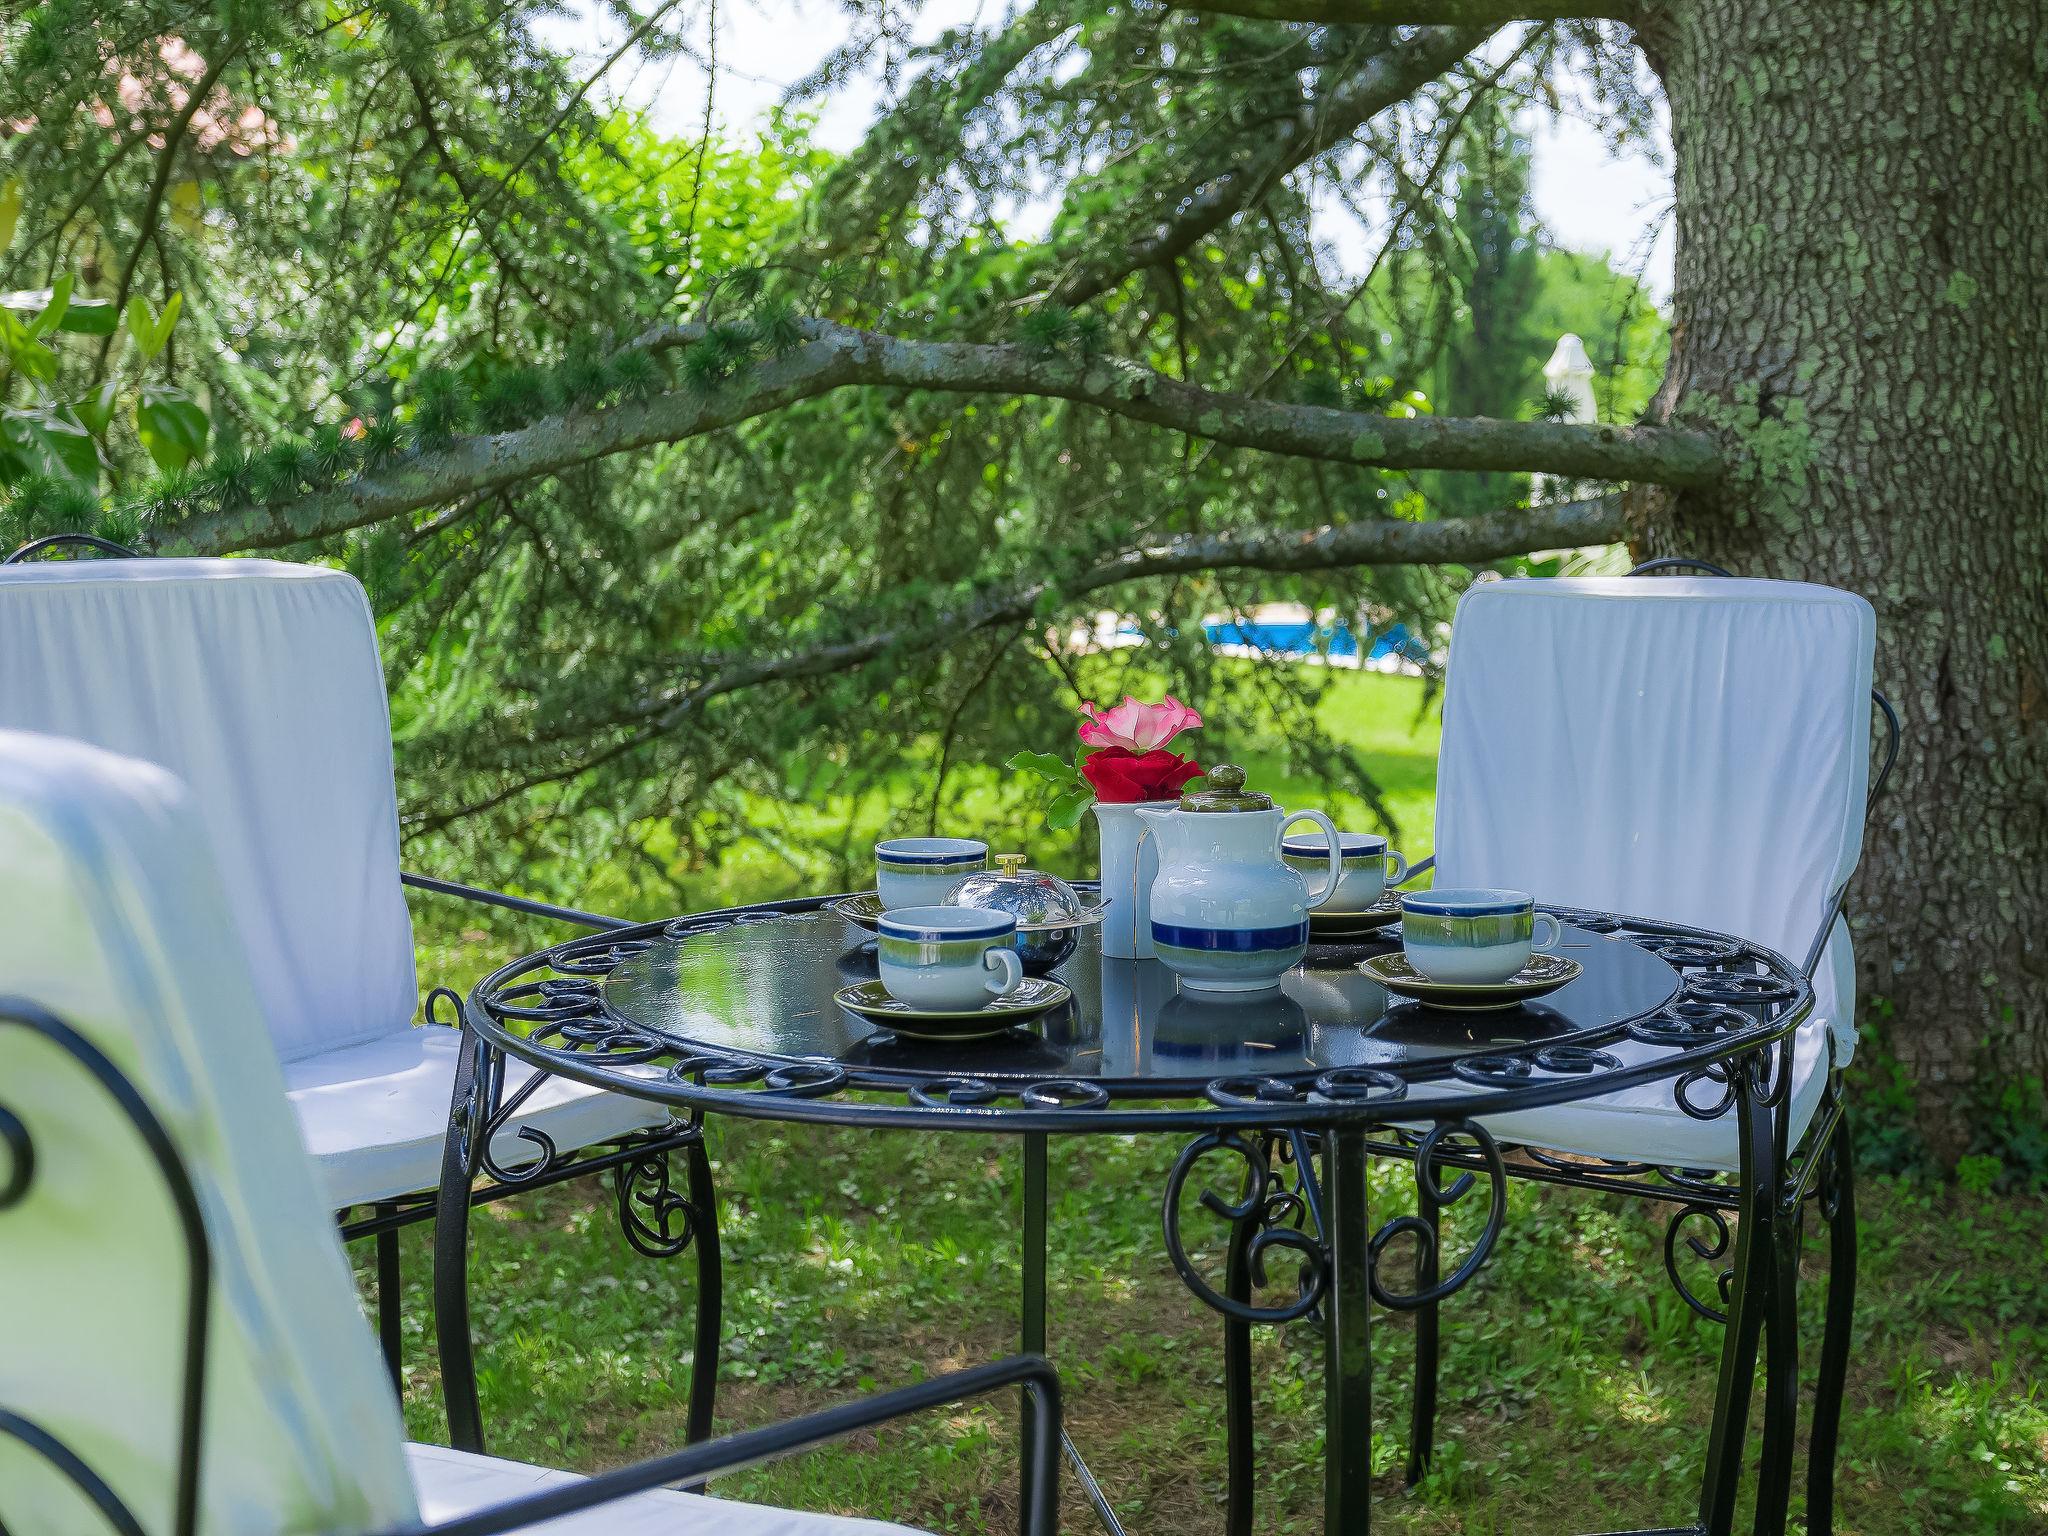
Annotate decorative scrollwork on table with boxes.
[1368,1119,1509,1311]
[1683,969,1798,1007]
[1619,932,1745,968]
[1163,1130,1328,1325]
[614,1146,707,1259]
[1664,1203,1734,1324]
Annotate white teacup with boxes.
[875,837,987,911]
[1399,888,1561,985]
[1281,831,1409,913]
[877,906,1026,1011]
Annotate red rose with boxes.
[1081,747,1204,804]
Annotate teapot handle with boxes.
[1279,810,1344,910]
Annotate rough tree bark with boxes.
[1631,0,2048,1150]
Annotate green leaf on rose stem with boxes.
[1046,787,1094,832]
[1006,750,1078,786]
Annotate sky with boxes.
[541,2,1676,298]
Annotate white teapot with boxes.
[1137,764,1343,993]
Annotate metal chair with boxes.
[1389,563,1899,1534]
[0,535,711,1452]
[0,726,1059,1536]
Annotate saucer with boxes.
[1357,952,1582,1012]
[831,891,1108,935]
[832,977,1072,1039]
[1308,898,1400,942]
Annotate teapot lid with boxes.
[1178,763,1273,812]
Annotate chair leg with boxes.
[434,1028,490,1453]
[375,1204,404,1393]
[1406,1196,1441,1487]
[1807,1117,1857,1536]
[1223,1208,1256,1536]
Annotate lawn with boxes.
[379,667,2047,1534]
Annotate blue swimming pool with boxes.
[1202,619,1425,662]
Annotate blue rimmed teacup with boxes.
[877,906,1026,1012]
[1281,831,1409,913]
[1398,888,1561,985]
[875,837,988,911]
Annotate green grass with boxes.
[364,1135,2048,1534]
[379,667,2046,1533]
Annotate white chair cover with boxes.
[0,730,419,1533]
[1430,576,1875,1167]
[0,558,415,1063]
[0,730,918,1536]
[0,557,665,1206]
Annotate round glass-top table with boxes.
[599,908,1687,1089]
[453,895,1812,1536]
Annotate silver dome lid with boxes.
[944,854,1089,930]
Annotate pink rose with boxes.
[1077,695,1203,753]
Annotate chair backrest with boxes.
[0,558,417,1061]
[1434,576,1875,982]
[0,729,418,1534]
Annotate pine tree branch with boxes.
[1050,24,1494,307]
[1163,0,1629,23]
[642,493,1625,716]
[413,495,1621,829]
[151,322,1719,554]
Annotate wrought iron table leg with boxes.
[1754,1191,1802,1536]
[683,1134,723,1447]
[1807,1115,1857,1536]
[1406,1194,1440,1487]
[1224,1189,1256,1536]
[1323,1127,1373,1536]
[1021,1132,1048,1536]
[375,1203,404,1392]
[1698,1071,1776,1536]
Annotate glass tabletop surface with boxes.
[600,910,1683,1089]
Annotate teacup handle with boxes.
[982,945,1025,997]
[1532,912,1563,952]
[1383,849,1410,886]
[1279,810,1344,910]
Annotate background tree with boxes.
[2,0,2038,1152]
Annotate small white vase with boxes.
[1091,800,1175,959]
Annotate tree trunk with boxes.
[1633,0,2048,1156]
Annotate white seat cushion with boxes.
[1448,925,1852,1172]
[288,1027,672,1208]
[407,1442,928,1535]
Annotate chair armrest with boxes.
[394,1354,1061,1536]
[1394,854,1434,886]
[400,871,633,933]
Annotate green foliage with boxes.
[0,3,1655,947]
[135,384,208,472]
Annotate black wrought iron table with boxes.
[445,895,1816,1536]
